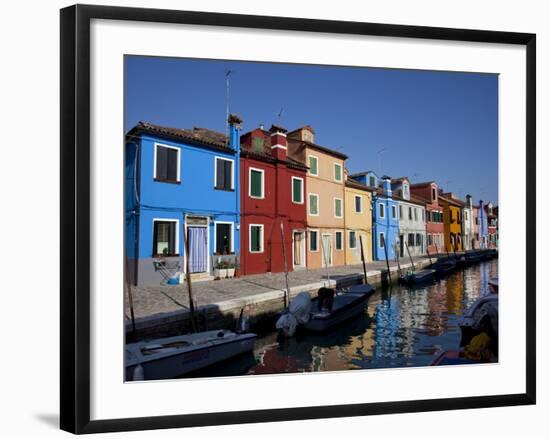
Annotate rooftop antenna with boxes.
[225,70,233,145]
[277,107,284,124]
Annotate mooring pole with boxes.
[360,235,369,285]
[426,246,433,265]
[125,254,136,334]
[405,241,416,271]
[382,234,392,285]
[182,228,198,333]
[280,222,290,308]
[395,242,402,277]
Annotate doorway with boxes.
[321,234,333,267]
[292,230,306,269]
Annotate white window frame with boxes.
[308,155,319,176]
[153,142,181,182]
[333,163,343,182]
[335,231,343,251]
[152,218,180,256]
[349,230,357,249]
[309,229,319,252]
[391,205,397,220]
[379,202,385,218]
[308,193,320,216]
[213,221,234,254]
[249,223,264,253]
[213,156,235,190]
[334,197,343,219]
[354,195,363,213]
[248,167,265,199]
[291,176,304,204]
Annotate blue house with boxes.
[350,171,399,261]
[125,115,242,285]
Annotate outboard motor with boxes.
[275,291,312,337]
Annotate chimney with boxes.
[269,124,288,160]
[466,194,472,208]
[381,175,392,197]
[228,114,243,150]
[289,125,315,143]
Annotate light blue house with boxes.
[478,199,488,249]
[350,172,399,261]
[125,115,242,285]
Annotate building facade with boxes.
[462,195,475,250]
[472,205,480,249]
[410,181,444,255]
[125,116,241,285]
[239,125,308,276]
[351,172,399,261]
[439,192,464,253]
[287,126,347,269]
[486,202,498,248]
[391,177,427,258]
[344,177,374,265]
[477,200,489,249]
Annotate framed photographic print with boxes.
[60,4,536,434]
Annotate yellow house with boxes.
[287,126,347,269]
[439,193,464,252]
[344,178,373,265]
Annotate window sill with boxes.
[154,178,181,184]
[153,254,181,258]
[213,252,235,256]
[214,187,235,192]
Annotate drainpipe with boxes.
[228,114,242,264]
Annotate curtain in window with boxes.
[188,227,208,273]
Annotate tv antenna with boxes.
[225,70,233,144]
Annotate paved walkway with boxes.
[125,255,435,320]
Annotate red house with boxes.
[410,181,445,255]
[239,124,308,275]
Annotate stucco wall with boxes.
[344,186,373,264]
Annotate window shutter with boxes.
[168,222,176,254]
[216,159,224,188]
[293,179,302,203]
[224,160,232,189]
[251,170,262,197]
[166,148,178,181]
[156,147,167,180]
[152,222,159,255]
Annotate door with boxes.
[187,226,208,273]
[399,234,404,258]
[321,234,333,267]
[292,231,305,269]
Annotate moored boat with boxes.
[126,330,257,381]
[430,258,456,276]
[399,268,436,286]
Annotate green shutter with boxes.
[292,179,302,203]
[309,156,318,174]
[335,199,342,217]
[250,226,260,251]
[334,164,342,181]
[250,170,263,197]
[309,195,318,215]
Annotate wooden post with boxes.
[359,235,369,285]
[182,227,198,333]
[280,222,290,308]
[405,241,416,271]
[394,242,402,277]
[426,246,433,265]
[445,244,451,260]
[382,234,392,285]
[125,254,136,334]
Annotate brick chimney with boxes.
[269,124,288,160]
[381,175,392,197]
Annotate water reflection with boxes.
[245,259,498,375]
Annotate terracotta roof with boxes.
[391,177,409,184]
[392,194,426,206]
[438,193,465,207]
[410,181,436,187]
[128,121,235,153]
[345,178,375,192]
[288,138,348,160]
[240,147,309,171]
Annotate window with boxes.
[432,187,437,200]
[408,207,413,220]
[403,183,409,199]
[354,195,362,213]
[249,224,264,253]
[154,144,180,183]
[215,157,234,190]
[379,232,385,248]
[215,222,233,254]
[153,219,178,256]
[335,231,343,250]
[334,198,343,218]
[369,176,376,187]
[391,205,397,219]
[416,233,422,246]
[465,211,469,221]
[308,193,319,216]
[422,209,425,222]
[379,203,385,218]
[252,137,264,152]
[414,208,418,221]
[249,168,264,198]
[408,233,415,246]
[349,231,357,249]
[308,156,319,176]
[334,163,343,182]
[399,205,403,219]
[309,230,319,252]
[292,177,304,204]
[428,234,433,245]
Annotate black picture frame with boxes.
[60,4,536,434]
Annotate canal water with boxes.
[191,259,498,378]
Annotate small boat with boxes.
[304,284,375,332]
[488,276,498,294]
[276,284,375,336]
[430,258,456,276]
[126,329,257,381]
[459,293,498,356]
[399,268,436,286]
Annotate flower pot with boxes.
[226,268,235,278]
[214,268,227,279]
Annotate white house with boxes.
[462,194,475,251]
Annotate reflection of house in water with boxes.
[425,281,451,336]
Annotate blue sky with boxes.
[125,56,498,204]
